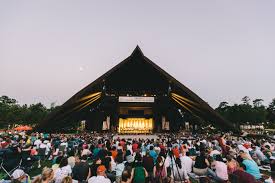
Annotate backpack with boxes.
[133,166,146,183]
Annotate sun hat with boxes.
[12,169,25,179]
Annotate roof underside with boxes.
[37,46,237,132]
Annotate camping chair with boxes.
[0,149,22,178]
[58,145,67,154]
[20,150,33,172]
[37,148,47,161]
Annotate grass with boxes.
[0,160,52,180]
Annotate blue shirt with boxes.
[242,159,261,179]
[149,150,158,163]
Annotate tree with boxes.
[253,99,264,108]
[28,103,48,124]
[0,95,17,105]
[242,96,251,105]
[267,98,275,123]
[218,101,229,109]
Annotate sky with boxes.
[1,1,275,108]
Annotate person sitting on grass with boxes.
[55,157,72,183]
[207,154,228,182]
[11,169,31,183]
[232,163,257,183]
[88,165,111,183]
[32,168,54,183]
[240,151,262,180]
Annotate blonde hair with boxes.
[61,176,72,183]
[32,168,53,183]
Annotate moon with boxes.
[79,67,84,71]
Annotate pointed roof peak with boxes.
[131,45,144,57]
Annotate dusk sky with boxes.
[1,1,275,108]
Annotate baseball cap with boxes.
[12,169,25,179]
[97,165,106,172]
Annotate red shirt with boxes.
[1,141,9,148]
[120,141,125,148]
[159,144,165,150]
[132,143,138,152]
[172,148,180,158]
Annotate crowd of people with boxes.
[0,131,275,183]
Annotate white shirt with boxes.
[81,149,92,156]
[180,156,193,174]
[34,139,42,149]
[127,144,133,154]
[55,165,72,183]
[88,175,111,183]
[115,163,125,176]
[154,147,161,154]
[170,158,189,180]
[238,145,252,159]
[60,142,68,148]
[110,156,116,172]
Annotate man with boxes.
[180,152,193,174]
[81,144,92,157]
[73,155,91,182]
[251,145,268,165]
[88,165,111,183]
[34,137,42,149]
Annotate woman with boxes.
[153,156,167,183]
[193,151,210,176]
[32,168,54,183]
[61,176,72,183]
[115,155,125,183]
[240,152,262,180]
[121,170,133,183]
[55,157,72,183]
[226,155,238,174]
[208,155,228,182]
[132,153,148,183]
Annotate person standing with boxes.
[142,151,154,182]
[132,153,148,183]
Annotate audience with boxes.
[1,130,275,183]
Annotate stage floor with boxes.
[113,134,158,140]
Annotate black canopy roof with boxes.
[37,46,237,132]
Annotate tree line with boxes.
[215,96,275,128]
[0,95,59,128]
[0,95,274,129]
